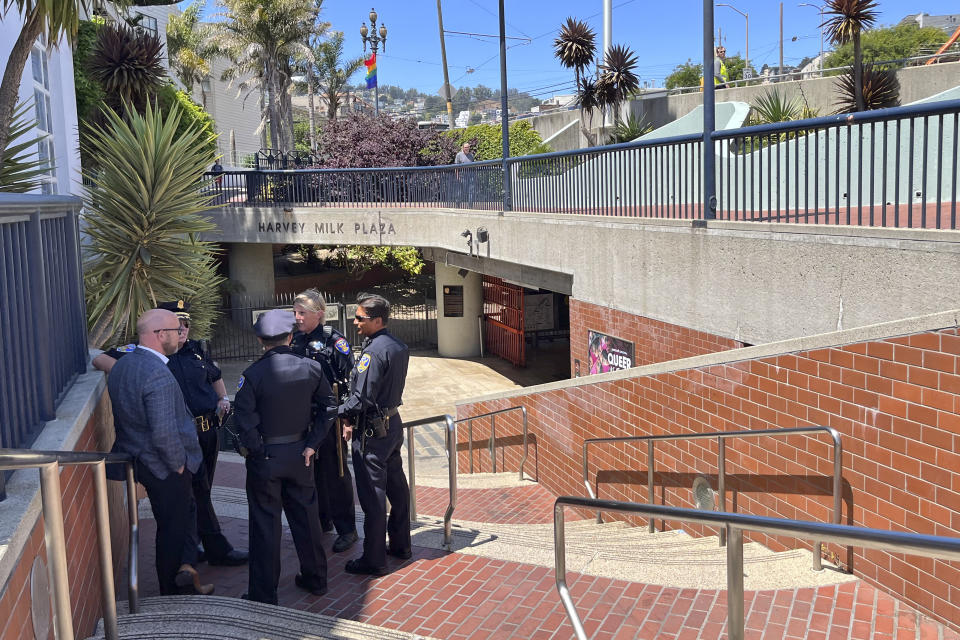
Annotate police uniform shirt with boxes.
[291,325,355,389]
[105,340,222,416]
[233,346,335,456]
[338,329,409,422]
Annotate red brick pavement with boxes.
[134,461,959,640]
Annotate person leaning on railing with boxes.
[454,142,476,205]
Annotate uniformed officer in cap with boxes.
[93,300,248,576]
[234,309,335,604]
[291,288,359,554]
[339,293,411,576]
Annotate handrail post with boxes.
[726,525,745,640]
[468,419,474,473]
[125,462,139,614]
[489,414,497,473]
[719,438,726,546]
[92,461,118,640]
[518,406,528,481]
[647,440,656,533]
[554,502,587,640]
[408,424,417,522]
[39,461,74,640]
[444,415,457,549]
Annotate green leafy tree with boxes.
[311,31,364,121]
[73,19,106,124]
[824,22,950,69]
[822,0,879,112]
[441,120,549,161]
[665,60,702,90]
[82,99,222,346]
[155,83,218,159]
[166,0,220,108]
[722,54,756,83]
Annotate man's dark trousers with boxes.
[184,419,233,562]
[137,460,193,595]
[246,442,327,604]
[314,424,355,534]
[352,414,410,568]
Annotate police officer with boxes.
[92,301,248,574]
[339,293,411,576]
[291,289,359,554]
[234,309,334,604]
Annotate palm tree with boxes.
[166,0,220,108]
[822,0,878,112]
[553,17,599,147]
[311,31,364,121]
[82,99,222,346]
[215,0,320,151]
[598,44,640,127]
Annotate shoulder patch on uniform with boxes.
[117,344,136,353]
[357,353,371,372]
[335,338,351,354]
[237,375,245,390]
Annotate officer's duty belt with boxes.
[262,431,308,446]
[194,413,215,432]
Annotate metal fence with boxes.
[209,291,437,360]
[0,195,88,499]
[207,98,960,230]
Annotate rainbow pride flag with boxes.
[365,52,377,89]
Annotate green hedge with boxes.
[156,84,218,161]
[444,120,550,161]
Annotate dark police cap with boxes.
[254,309,295,338]
[156,300,190,320]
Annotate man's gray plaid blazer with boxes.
[108,346,201,478]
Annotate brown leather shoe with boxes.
[175,564,215,595]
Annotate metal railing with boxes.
[403,414,457,548]
[0,449,141,640]
[554,496,960,640]
[457,405,531,480]
[582,426,842,571]
[0,196,88,492]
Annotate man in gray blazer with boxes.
[107,309,204,595]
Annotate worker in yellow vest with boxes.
[714,46,728,89]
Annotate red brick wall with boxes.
[0,390,125,640]
[569,298,744,376]
[458,326,960,630]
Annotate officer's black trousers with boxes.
[314,421,356,535]
[245,442,327,604]
[184,416,233,563]
[137,461,193,595]
[351,415,410,568]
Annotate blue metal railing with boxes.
[206,98,960,229]
[0,195,88,500]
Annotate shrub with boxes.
[156,83,218,161]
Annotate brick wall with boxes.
[0,390,127,640]
[569,298,744,377]
[458,325,960,630]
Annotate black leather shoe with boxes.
[387,548,412,560]
[294,573,328,596]
[208,549,249,566]
[344,558,388,576]
[332,531,359,553]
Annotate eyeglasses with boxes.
[154,327,184,335]
[355,314,374,321]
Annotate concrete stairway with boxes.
[88,595,437,640]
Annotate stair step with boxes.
[88,596,436,640]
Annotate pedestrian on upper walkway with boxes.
[454,141,476,206]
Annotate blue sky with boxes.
[197,1,960,97]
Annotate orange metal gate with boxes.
[482,276,525,367]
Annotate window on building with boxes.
[201,77,212,93]
[136,13,158,37]
[31,45,57,195]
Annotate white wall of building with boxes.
[202,56,263,167]
[1,8,82,196]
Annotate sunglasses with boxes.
[355,314,373,321]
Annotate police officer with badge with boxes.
[291,288,359,554]
[339,293,411,576]
[234,309,335,604]
[93,301,248,573]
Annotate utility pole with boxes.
[779,2,784,80]
[603,0,612,127]
[436,0,454,127]
[703,0,716,221]
[498,0,511,211]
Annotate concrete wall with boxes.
[203,207,960,348]
[435,264,483,358]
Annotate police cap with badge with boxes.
[254,309,296,338]
[156,299,191,320]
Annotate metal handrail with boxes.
[0,449,140,640]
[555,496,960,640]
[456,405,531,480]
[402,414,457,548]
[582,426,841,571]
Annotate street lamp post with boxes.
[716,3,748,82]
[360,8,387,116]
[799,2,824,77]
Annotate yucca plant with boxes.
[822,0,879,112]
[834,64,899,113]
[88,23,166,117]
[750,88,803,125]
[609,112,653,144]
[553,17,595,87]
[82,100,222,347]
[599,44,640,125]
[0,102,49,192]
